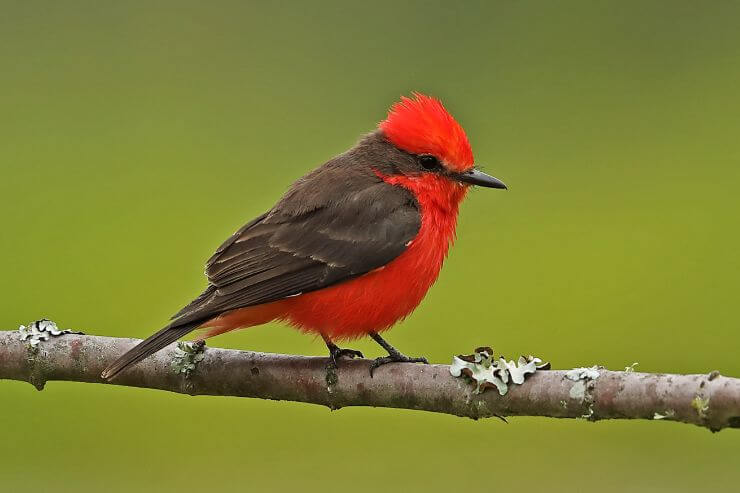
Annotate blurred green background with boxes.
[2,0,739,491]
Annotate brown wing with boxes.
[171,179,420,325]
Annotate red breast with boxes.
[280,172,466,340]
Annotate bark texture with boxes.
[1,330,738,431]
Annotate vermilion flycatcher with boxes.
[102,93,506,380]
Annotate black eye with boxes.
[419,155,441,171]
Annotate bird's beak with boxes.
[455,168,507,189]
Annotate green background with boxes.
[2,1,739,491]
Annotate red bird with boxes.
[102,93,506,380]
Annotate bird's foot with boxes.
[368,332,428,377]
[326,343,364,370]
[369,351,428,377]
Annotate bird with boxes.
[101,93,506,380]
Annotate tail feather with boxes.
[101,320,203,380]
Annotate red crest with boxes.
[379,93,474,172]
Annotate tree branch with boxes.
[1,328,738,431]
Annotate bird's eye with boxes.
[419,155,441,171]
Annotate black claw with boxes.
[342,348,364,359]
[327,345,364,369]
[367,332,428,377]
[369,354,428,377]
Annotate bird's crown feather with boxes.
[379,93,474,172]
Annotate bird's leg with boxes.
[368,332,428,377]
[322,334,364,369]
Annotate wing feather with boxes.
[172,178,420,324]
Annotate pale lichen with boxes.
[450,347,549,396]
[18,319,81,348]
[653,410,675,420]
[624,362,639,373]
[171,341,205,377]
[565,366,601,381]
[569,380,587,400]
[564,366,601,419]
[691,396,710,419]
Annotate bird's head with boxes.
[378,93,507,190]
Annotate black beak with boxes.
[455,168,507,189]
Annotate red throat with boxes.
[379,93,474,172]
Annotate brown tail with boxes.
[101,320,204,380]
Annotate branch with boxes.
[1,327,738,431]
